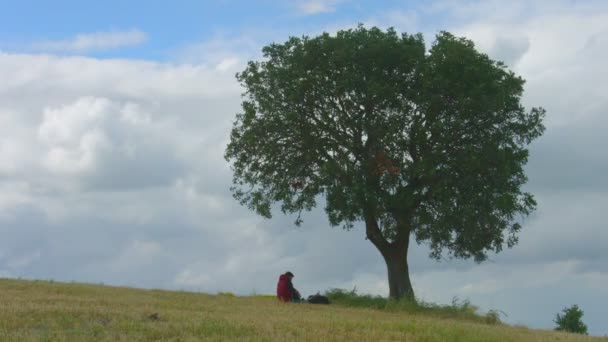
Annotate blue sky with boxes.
[1,0,607,336]
[0,0,442,60]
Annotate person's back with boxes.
[276,271,295,302]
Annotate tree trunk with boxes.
[364,215,415,301]
[382,243,414,301]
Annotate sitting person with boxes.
[276,271,301,302]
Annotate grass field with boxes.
[0,278,604,341]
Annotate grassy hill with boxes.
[0,278,603,341]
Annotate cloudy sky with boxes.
[1,0,606,335]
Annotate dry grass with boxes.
[0,278,604,341]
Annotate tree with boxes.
[225,26,545,300]
[554,305,588,334]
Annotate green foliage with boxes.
[325,288,503,325]
[554,305,588,335]
[325,287,387,309]
[225,24,545,262]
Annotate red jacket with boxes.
[276,274,293,302]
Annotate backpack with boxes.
[307,293,330,304]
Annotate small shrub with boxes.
[325,289,502,325]
[484,309,505,325]
[325,287,387,309]
[554,304,588,335]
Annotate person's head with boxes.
[285,271,294,279]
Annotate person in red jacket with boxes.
[277,271,301,302]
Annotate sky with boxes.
[0,0,606,336]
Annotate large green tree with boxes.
[225,26,545,300]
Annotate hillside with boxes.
[0,278,603,341]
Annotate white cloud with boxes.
[174,34,260,68]
[174,269,212,288]
[216,57,239,71]
[364,10,419,33]
[38,97,112,174]
[0,139,22,174]
[108,240,163,272]
[297,0,343,15]
[31,29,147,53]
[6,250,41,269]
[0,52,242,221]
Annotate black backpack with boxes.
[307,293,330,304]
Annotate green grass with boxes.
[325,287,502,324]
[0,278,604,341]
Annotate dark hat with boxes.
[285,271,294,277]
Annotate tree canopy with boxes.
[225,26,545,299]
